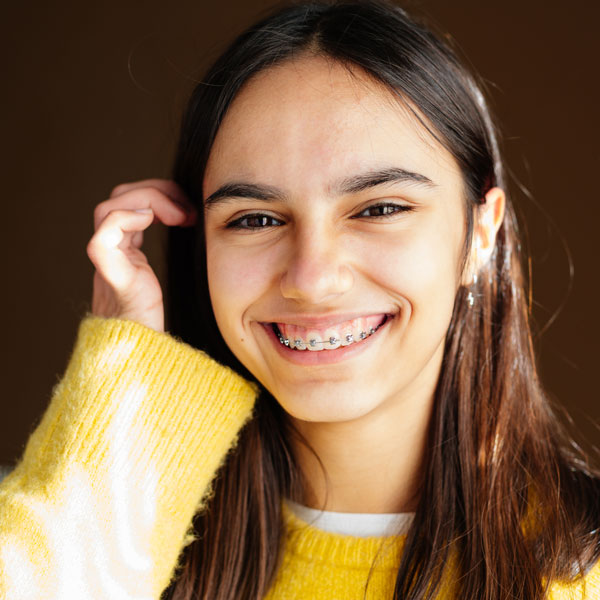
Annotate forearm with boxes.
[0,316,257,599]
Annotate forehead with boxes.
[203,56,463,199]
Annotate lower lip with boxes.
[260,318,392,366]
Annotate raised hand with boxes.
[86,179,197,332]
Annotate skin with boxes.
[203,55,505,514]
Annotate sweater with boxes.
[0,316,598,599]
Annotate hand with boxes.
[86,179,197,332]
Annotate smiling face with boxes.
[203,55,469,425]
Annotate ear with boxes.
[461,186,506,286]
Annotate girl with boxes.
[1,1,599,598]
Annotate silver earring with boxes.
[467,273,478,307]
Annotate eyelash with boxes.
[225,202,414,230]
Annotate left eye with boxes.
[353,203,413,218]
[226,214,284,230]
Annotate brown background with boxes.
[1,0,598,466]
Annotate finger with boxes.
[110,178,185,202]
[87,209,153,291]
[109,179,196,219]
[111,179,198,228]
[131,230,144,249]
[94,187,192,231]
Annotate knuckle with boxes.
[103,186,168,215]
[110,183,130,197]
[88,223,115,250]
[137,186,164,204]
[93,201,110,225]
[101,208,128,226]
[86,237,98,258]
[103,208,121,221]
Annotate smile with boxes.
[272,314,389,351]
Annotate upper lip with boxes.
[261,312,395,329]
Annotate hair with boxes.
[161,1,600,598]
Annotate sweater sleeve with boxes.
[548,558,600,599]
[0,315,259,600]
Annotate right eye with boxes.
[226,213,285,230]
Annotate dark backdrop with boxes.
[1,0,598,465]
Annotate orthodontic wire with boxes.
[277,328,377,348]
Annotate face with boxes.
[203,56,468,425]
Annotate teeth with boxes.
[306,331,323,351]
[274,316,388,351]
[323,328,341,349]
[340,330,354,346]
[292,338,306,351]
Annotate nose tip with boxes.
[279,243,354,304]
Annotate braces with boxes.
[276,326,378,349]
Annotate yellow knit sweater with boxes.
[0,316,598,599]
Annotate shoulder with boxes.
[534,467,600,598]
[547,557,600,599]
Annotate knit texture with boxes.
[0,316,258,599]
[268,503,600,599]
[0,316,598,599]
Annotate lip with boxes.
[259,315,393,366]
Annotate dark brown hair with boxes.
[162,1,600,598]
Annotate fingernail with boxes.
[135,208,153,214]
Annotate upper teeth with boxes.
[274,315,388,351]
[275,321,385,351]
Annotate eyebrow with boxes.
[204,167,437,207]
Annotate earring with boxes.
[467,273,478,307]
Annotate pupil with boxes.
[250,216,267,227]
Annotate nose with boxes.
[279,226,354,304]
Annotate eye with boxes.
[226,213,285,230]
[352,202,414,219]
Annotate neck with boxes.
[289,384,434,514]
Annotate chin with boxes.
[270,382,382,424]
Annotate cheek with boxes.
[206,238,281,330]
[360,226,461,307]
[368,227,462,369]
